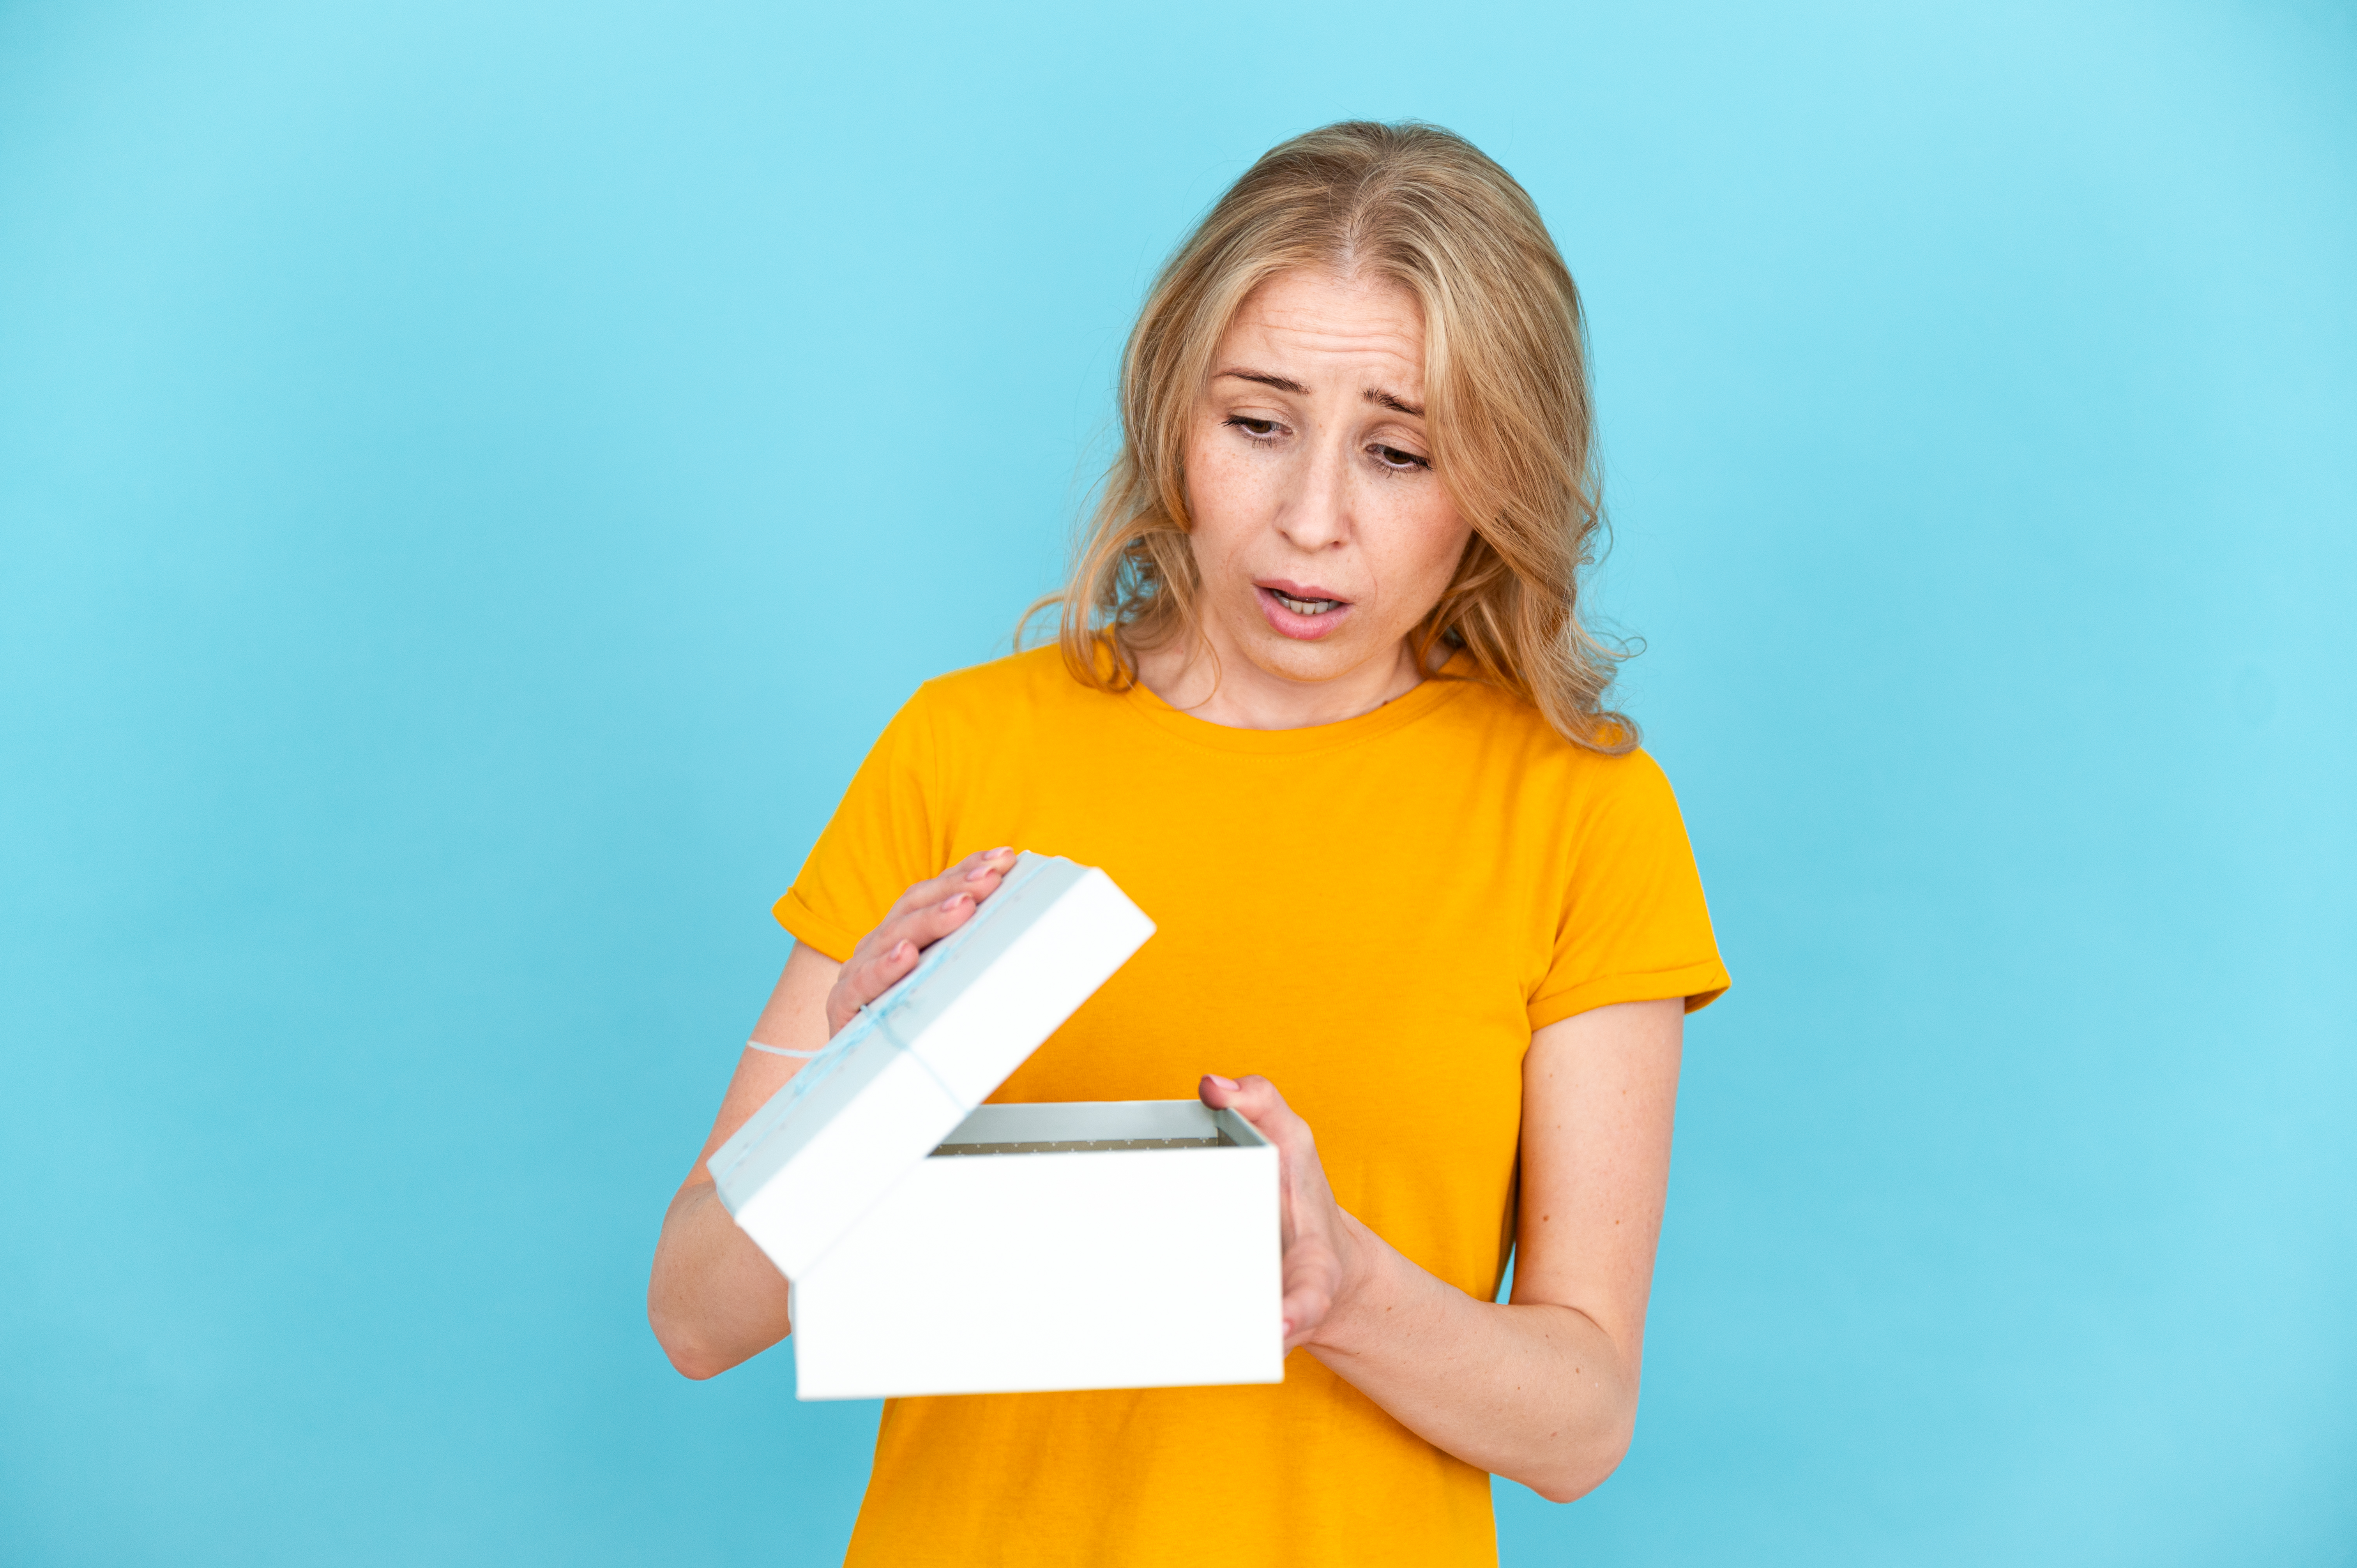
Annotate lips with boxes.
[1253,580,1353,640]
[1269,587,1343,615]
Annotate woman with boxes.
[649,120,1728,1566]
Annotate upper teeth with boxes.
[1274,591,1340,615]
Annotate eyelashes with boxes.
[1223,416,1432,473]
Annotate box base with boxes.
[790,1100,1284,1399]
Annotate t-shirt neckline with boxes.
[1118,653,1476,755]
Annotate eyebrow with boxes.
[1217,368,1309,396]
[1216,367,1426,419]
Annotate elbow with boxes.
[1526,1453,1625,1506]
[652,1321,747,1382]
[659,1338,731,1382]
[646,1183,793,1381]
[647,1293,761,1383]
[648,1305,722,1381]
[1521,1413,1637,1505]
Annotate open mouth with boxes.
[1253,581,1354,640]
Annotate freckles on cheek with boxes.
[1371,531,1470,634]
[1180,431,1227,526]
[1185,443,1263,546]
[1373,500,1468,586]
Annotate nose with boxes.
[1275,432,1352,554]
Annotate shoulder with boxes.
[900,645,1097,725]
[1441,676,1673,783]
[1431,677,1691,839]
[910,645,1075,708]
[888,645,1116,757]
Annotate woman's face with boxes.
[1180,268,1473,692]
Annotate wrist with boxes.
[1304,1208,1392,1357]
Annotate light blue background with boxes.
[2,2,2351,1563]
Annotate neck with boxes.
[1131,629,1427,731]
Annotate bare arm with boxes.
[1201,996,1682,1501]
[647,849,1019,1379]
[645,942,833,1379]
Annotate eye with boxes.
[1370,443,1431,471]
[1225,415,1282,441]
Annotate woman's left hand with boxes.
[1198,1073,1363,1353]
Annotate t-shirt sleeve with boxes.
[771,689,946,961]
[1526,750,1731,1030]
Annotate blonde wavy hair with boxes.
[1029,119,1633,751]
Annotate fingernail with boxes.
[964,862,995,882]
[1206,1074,1238,1092]
[940,893,968,912]
[892,940,914,960]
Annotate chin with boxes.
[1239,631,1364,685]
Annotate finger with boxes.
[1198,1073,1308,1146]
[839,883,993,1020]
[957,845,1019,887]
[871,889,986,959]
[885,847,1016,919]
[859,935,923,995]
[1280,1281,1334,1351]
[828,938,919,1033]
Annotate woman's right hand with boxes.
[823,846,1019,1036]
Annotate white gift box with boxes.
[707,852,1285,1400]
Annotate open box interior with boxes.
[928,1099,1266,1158]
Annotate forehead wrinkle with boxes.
[1219,277,1429,404]
[1239,314,1422,359]
[1218,323,1427,402]
[1231,263,1422,344]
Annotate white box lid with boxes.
[705,852,1156,1277]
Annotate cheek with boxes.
[1181,427,1256,537]
[1379,491,1475,604]
[1180,430,1277,583]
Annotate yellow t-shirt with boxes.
[776,646,1728,1568]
